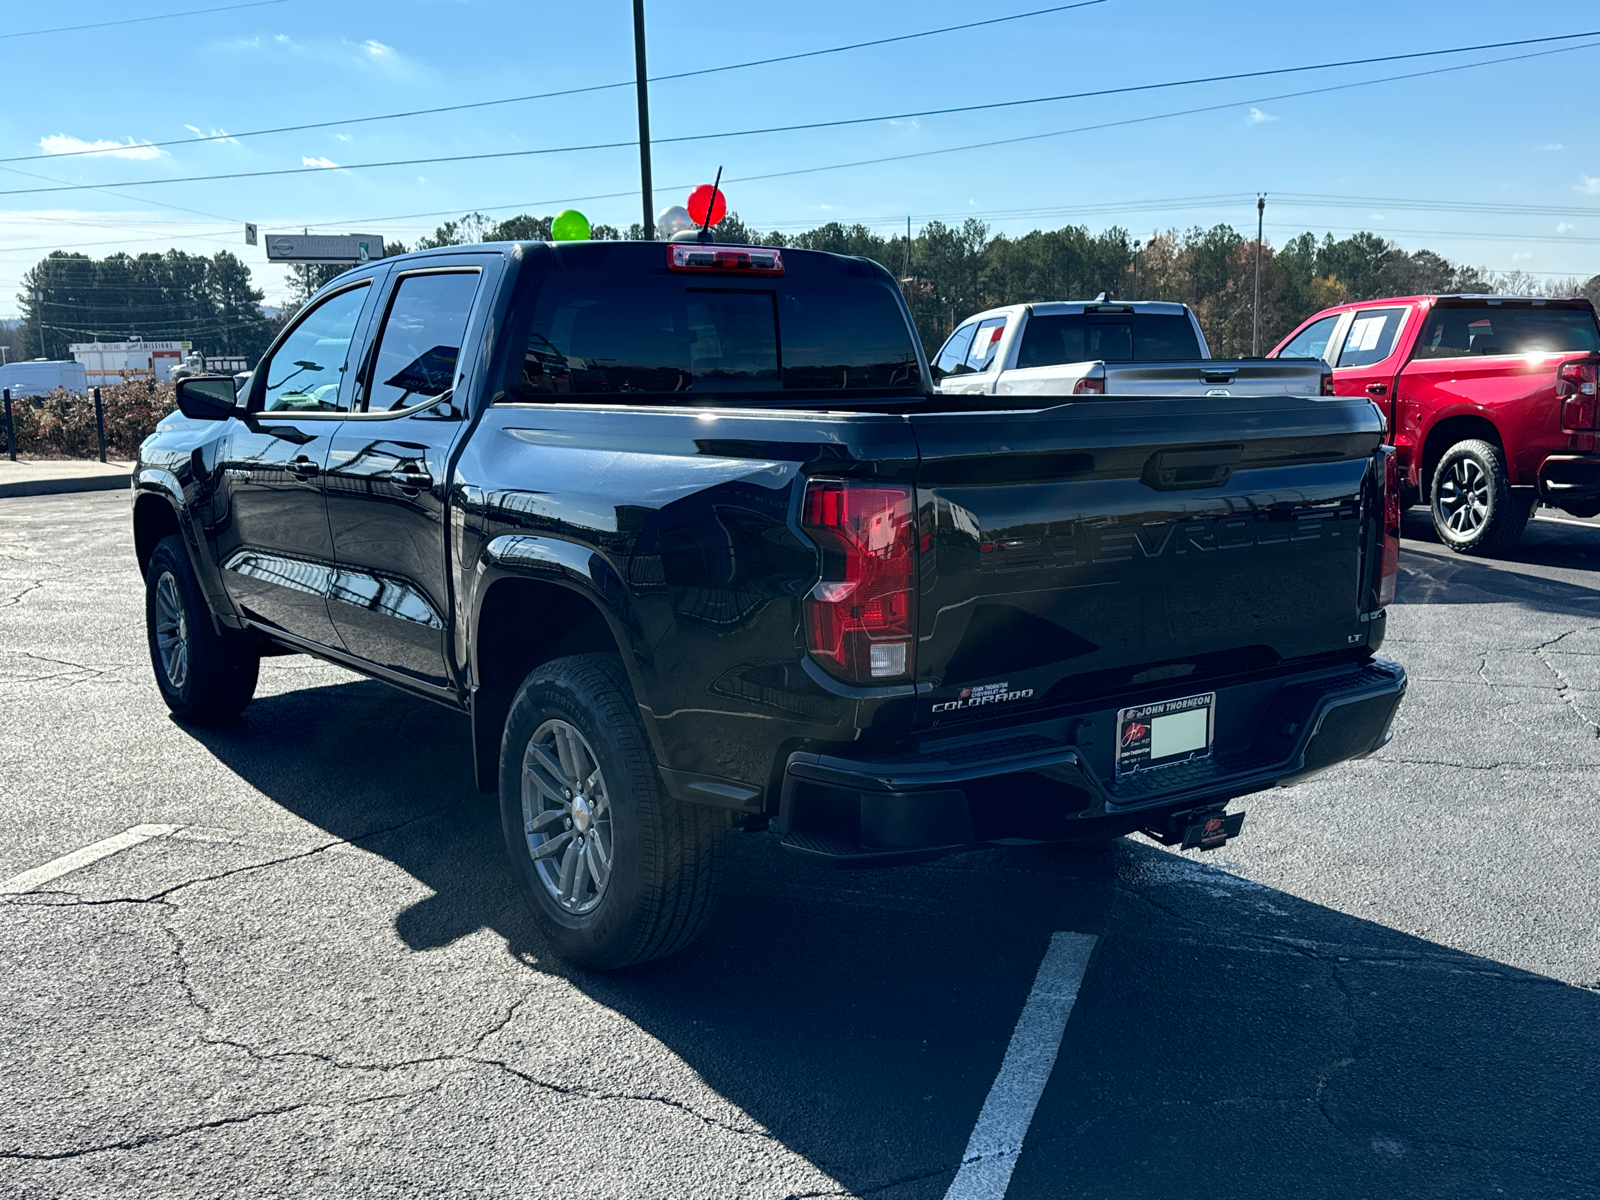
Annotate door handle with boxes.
[288,455,320,481]
[1366,383,1388,397]
[386,464,434,492]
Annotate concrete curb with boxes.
[0,468,132,499]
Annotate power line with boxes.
[3,1,1110,166]
[6,33,1597,200]
[0,0,288,41]
[712,39,1600,192]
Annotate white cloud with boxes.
[1512,252,1534,262]
[1247,107,1279,125]
[356,39,392,58]
[301,156,340,169]
[1537,142,1564,151]
[184,124,238,145]
[1578,176,1600,196]
[1557,222,1576,233]
[38,134,164,160]
[333,133,354,143]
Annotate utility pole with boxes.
[1132,239,1141,301]
[903,216,911,280]
[632,0,655,239]
[1252,194,1265,355]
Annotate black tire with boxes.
[498,653,727,970]
[145,535,260,721]
[1429,439,1534,556]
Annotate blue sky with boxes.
[3,0,1599,318]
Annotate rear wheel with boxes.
[498,653,726,969]
[144,535,259,720]
[1429,439,1533,556]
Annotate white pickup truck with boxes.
[931,298,1331,398]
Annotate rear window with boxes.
[1015,312,1201,367]
[514,273,920,399]
[1413,305,1600,359]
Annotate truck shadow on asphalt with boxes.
[1399,511,1600,618]
[188,680,1600,1200]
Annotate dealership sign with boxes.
[264,233,385,264]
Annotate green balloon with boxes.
[550,209,591,241]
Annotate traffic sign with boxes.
[264,233,386,264]
[244,223,257,246]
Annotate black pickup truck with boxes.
[134,238,1406,967]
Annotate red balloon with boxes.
[687,183,727,227]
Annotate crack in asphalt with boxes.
[0,1103,317,1161]
[0,805,457,910]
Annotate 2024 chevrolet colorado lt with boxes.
[134,238,1407,968]
[1272,294,1600,553]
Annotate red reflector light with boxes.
[1072,377,1105,395]
[1558,359,1599,432]
[801,479,915,684]
[667,244,784,274]
[1321,370,1335,396]
[1378,448,1400,608]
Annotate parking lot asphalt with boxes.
[2,491,1597,1200]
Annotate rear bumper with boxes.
[1538,455,1600,504]
[776,657,1406,865]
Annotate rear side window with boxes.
[1015,312,1201,367]
[1336,307,1408,368]
[364,270,481,411]
[1413,305,1600,359]
[515,274,920,398]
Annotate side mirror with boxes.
[175,376,238,420]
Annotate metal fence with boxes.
[3,386,109,463]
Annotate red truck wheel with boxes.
[1429,440,1534,556]
[498,653,727,969]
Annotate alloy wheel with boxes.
[153,571,190,691]
[521,719,614,915]
[1436,456,1490,536]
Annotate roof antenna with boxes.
[697,166,723,244]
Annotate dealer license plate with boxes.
[1116,692,1215,775]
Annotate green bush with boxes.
[4,382,177,459]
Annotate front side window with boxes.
[964,317,1007,373]
[258,284,369,413]
[1015,312,1202,367]
[1277,314,1340,361]
[1336,307,1408,369]
[365,271,482,411]
[1412,305,1600,359]
[933,322,978,380]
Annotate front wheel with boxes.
[145,535,259,721]
[1429,439,1533,556]
[498,653,727,969]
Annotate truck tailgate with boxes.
[909,394,1385,724]
[994,358,1326,398]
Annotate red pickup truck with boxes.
[1270,294,1600,553]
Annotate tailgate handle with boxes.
[1142,445,1242,491]
[1201,368,1237,384]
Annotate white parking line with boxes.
[943,931,1098,1200]
[1533,514,1600,530]
[0,824,183,895]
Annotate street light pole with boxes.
[1252,194,1265,355]
[633,0,655,240]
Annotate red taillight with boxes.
[1321,370,1335,396]
[801,479,915,683]
[1377,448,1400,608]
[1072,377,1105,395]
[1558,359,1598,444]
[666,244,784,274]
